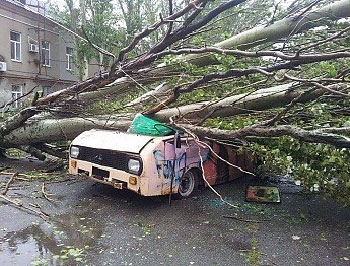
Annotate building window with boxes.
[42,86,51,96]
[41,40,50,66]
[12,85,23,109]
[66,47,73,70]
[10,31,21,62]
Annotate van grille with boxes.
[77,146,128,171]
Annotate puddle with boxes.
[0,211,104,266]
[1,234,45,266]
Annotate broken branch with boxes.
[1,172,18,195]
[223,215,269,223]
[41,182,58,203]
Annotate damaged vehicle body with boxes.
[69,116,255,198]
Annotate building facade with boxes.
[0,0,84,111]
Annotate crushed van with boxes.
[69,114,255,198]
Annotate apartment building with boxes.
[0,0,86,111]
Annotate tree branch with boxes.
[1,172,18,195]
[113,0,207,66]
[145,51,350,114]
[179,124,350,148]
[152,46,350,62]
[148,0,246,55]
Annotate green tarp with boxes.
[128,114,174,136]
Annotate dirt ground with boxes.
[0,158,349,266]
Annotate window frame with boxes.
[11,84,23,109]
[42,86,51,96]
[66,47,73,70]
[10,31,21,62]
[41,40,51,67]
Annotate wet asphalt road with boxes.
[0,158,349,266]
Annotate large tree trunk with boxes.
[0,116,132,148]
[180,124,350,149]
[150,83,330,122]
[2,83,344,147]
[185,0,350,65]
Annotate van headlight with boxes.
[128,158,141,175]
[70,146,80,158]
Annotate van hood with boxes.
[71,129,155,154]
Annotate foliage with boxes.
[200,0,278,45]
[253,138,350,205]
[87,88,142,114]
[31,258,49,266]
[243,238,260,266]
[205,95,350,205]
[47,0,121,78]
[203,97,350,205]
[96,1,350,204]
[52,246,85,262]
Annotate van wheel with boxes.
[177,169,199,198]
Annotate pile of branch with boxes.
[0,172,51,219]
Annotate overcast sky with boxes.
[49,0,293,10]
[51,0,69,9]
[50,0,117,9]
[49,0,294,11]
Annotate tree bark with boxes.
[150,83,345,122]
[185,0,350,65]
[180,124,350,149]
[0,116,132,147]
[2,83,343,147]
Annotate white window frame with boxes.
[41,40,51,67]
[42,86,51,96]
[11,85,23,109]
[10,31,21,62]
[66,47,73,70]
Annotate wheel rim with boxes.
[179,171,195,197]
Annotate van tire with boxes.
[177,169,200,198]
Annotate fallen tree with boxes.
[2,1,349,138]
[1,0,350,203]
[1,82,345,147]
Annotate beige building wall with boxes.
[0,0,83,111]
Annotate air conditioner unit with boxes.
[29,43,39,53]
[0,62,7,72]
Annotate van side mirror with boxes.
[174,131,181,149]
